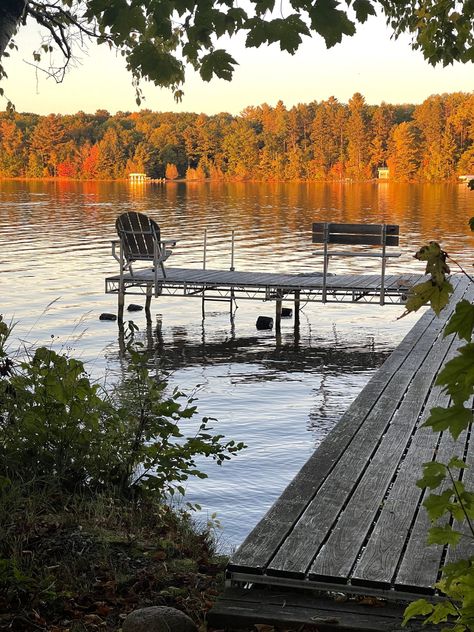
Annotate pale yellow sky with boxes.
[2,14,473,115]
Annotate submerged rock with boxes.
[256,315,273,330]
[99,313,117,321]
[122,606,197,632]
[127,303,143,312]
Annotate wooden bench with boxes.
[312,222,401,305]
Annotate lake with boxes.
[1,179,473,549]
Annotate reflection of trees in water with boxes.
[133,318,389,374]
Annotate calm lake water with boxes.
[1,179,473,549]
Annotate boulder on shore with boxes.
[122,606,197,632]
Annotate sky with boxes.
[2,12,473,116]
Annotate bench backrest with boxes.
[116,211,161,261]
[312,223,399,247]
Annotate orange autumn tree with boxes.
[165,163,178,180]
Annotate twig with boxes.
[447,255,474,284]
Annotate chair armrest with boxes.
[111,239,121,264]
[161,239,177,247]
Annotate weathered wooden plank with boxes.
[209,586,429,632]
[440,396,474,567]
[309,316,458,583]
[351,333,465,586]
[395,425,470,591]
[230,293,443,573]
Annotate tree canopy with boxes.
[1,0,473,104]
[1,91,473,180]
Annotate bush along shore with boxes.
[0,317,245,631]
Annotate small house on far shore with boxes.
[129,172,148,182]
[377,167,389,180]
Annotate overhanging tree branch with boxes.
[0,0,473,104]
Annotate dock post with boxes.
[294,290,300,328]
[118,282,125,324]
[380,224,387,306]
[145,284,152,325]
[118,241,125,324]
[276,290,282,334]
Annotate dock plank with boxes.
[395,425,469,591]
[208,587,438,632]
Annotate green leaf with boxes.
[425,601,459,624]
[127,43,184,86]
[253,0,276,14]
[405,279,452,316]
[423,405,472,440]
[444,300,474,341]
[423,489,453,520]
[402,599,434,625]
[436,344,474,405]
[427,524,462,546]
[245,17,268,47]
[448,456,468,469]
[199,49,237,81]
[352,0,376,23]
[276,15,310,53]
[414,241,450,285]
[308,0,356,47]
[417,461,447,489]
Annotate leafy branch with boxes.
[403,209,474,631]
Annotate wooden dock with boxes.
[105,266,426,326]
[209,274,474,631]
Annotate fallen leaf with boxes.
[357,596,386,607]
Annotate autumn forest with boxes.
[1,91,473,182]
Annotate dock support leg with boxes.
[276,292,282,335]
[118,283,125,324]
[294,291,300,329]
[145,284,152,325]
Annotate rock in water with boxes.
[122,606,197,632]
[99,313,117,321]
[127,304,143,312]
[256,315,273,330]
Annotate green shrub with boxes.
[0,316,245,498]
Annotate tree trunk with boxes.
[0,0,26,58]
